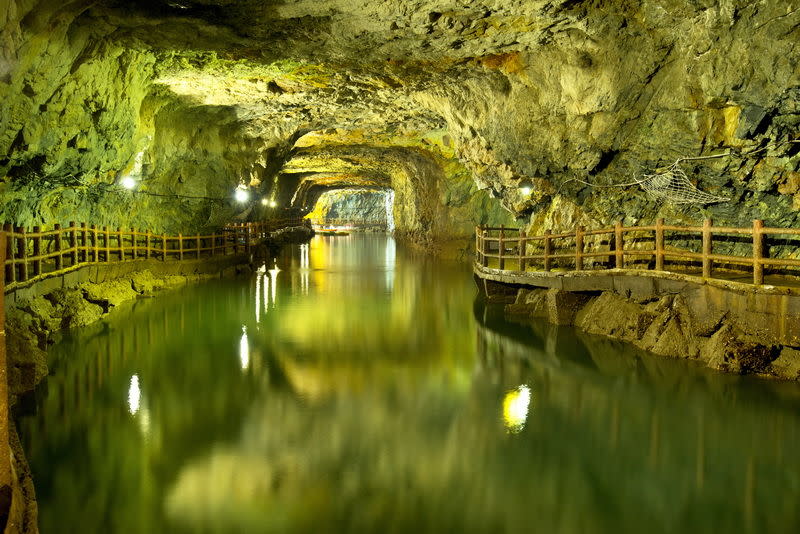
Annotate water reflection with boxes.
[239,326,249,370]
[502,384,530,433]
[127,375,141,415]
[16,235,800,533]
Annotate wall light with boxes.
[120,176,137,190]
[518,179,533,196]
[235,186,250,203]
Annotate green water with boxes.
[16,234,800,533]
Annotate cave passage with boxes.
[16,236,800,533]
[305,188,394,232]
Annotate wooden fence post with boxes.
[117,227,124,261]
[544,229,552,271]
[103,226,110,263]
[145,231,150,260]
[53,223,62,271]
[655,218,665,271]
[702,218,712,278]
[17,227,28,282]
[80,222,87,263]
[245,225,251,254]
[614,220,624,269]
[131,228,138,260]
[70,222,77,267]
[90,224,98,262]
[3,224,14,284]
[498,225,505,270]
[178,233,183,261]
[32,226,41,276]
[475,226,480,264]
[196,235,201,259]
[162,234,167,261]
[753,219,764,285]
[575,225,585,271]
[481,228,489,267]
[518,230,527,271]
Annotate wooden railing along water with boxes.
[0,218,309,292]
[475,218,800,286]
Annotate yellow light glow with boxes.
[519,186,532,196]
[268,200,277,208]
[502,385,531,433]
[261,198,269,206]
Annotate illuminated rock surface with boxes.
[2,1,798,239]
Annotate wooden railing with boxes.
[1,218,308,292]
[475,219,800,286]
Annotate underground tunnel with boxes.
[2,1,800,532]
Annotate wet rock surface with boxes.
[508,287,798,381]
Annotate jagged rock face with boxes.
[1,0,799,240]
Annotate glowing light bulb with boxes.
[235,187,250,203]
[518,179,534,197]
[268,200,277,208]
[120,176,137,190]
[261,198,269,206]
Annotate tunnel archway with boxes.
[304,187,393,232]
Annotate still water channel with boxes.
[16,234,800,533]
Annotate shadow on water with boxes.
[14,234,800,533]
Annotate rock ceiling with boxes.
[2,0,799,234]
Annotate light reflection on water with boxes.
[16,234,800,533]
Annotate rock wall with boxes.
[507,287,800,381]
[2,1,800,247]
[415,2,800,234]
[307,189,388,227]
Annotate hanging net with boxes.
[634,162,729,204]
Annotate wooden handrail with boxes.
[0,218,308,292]
[475,219,800,286]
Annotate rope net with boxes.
[635,162,729,204]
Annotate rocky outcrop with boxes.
[507,287,798,381]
